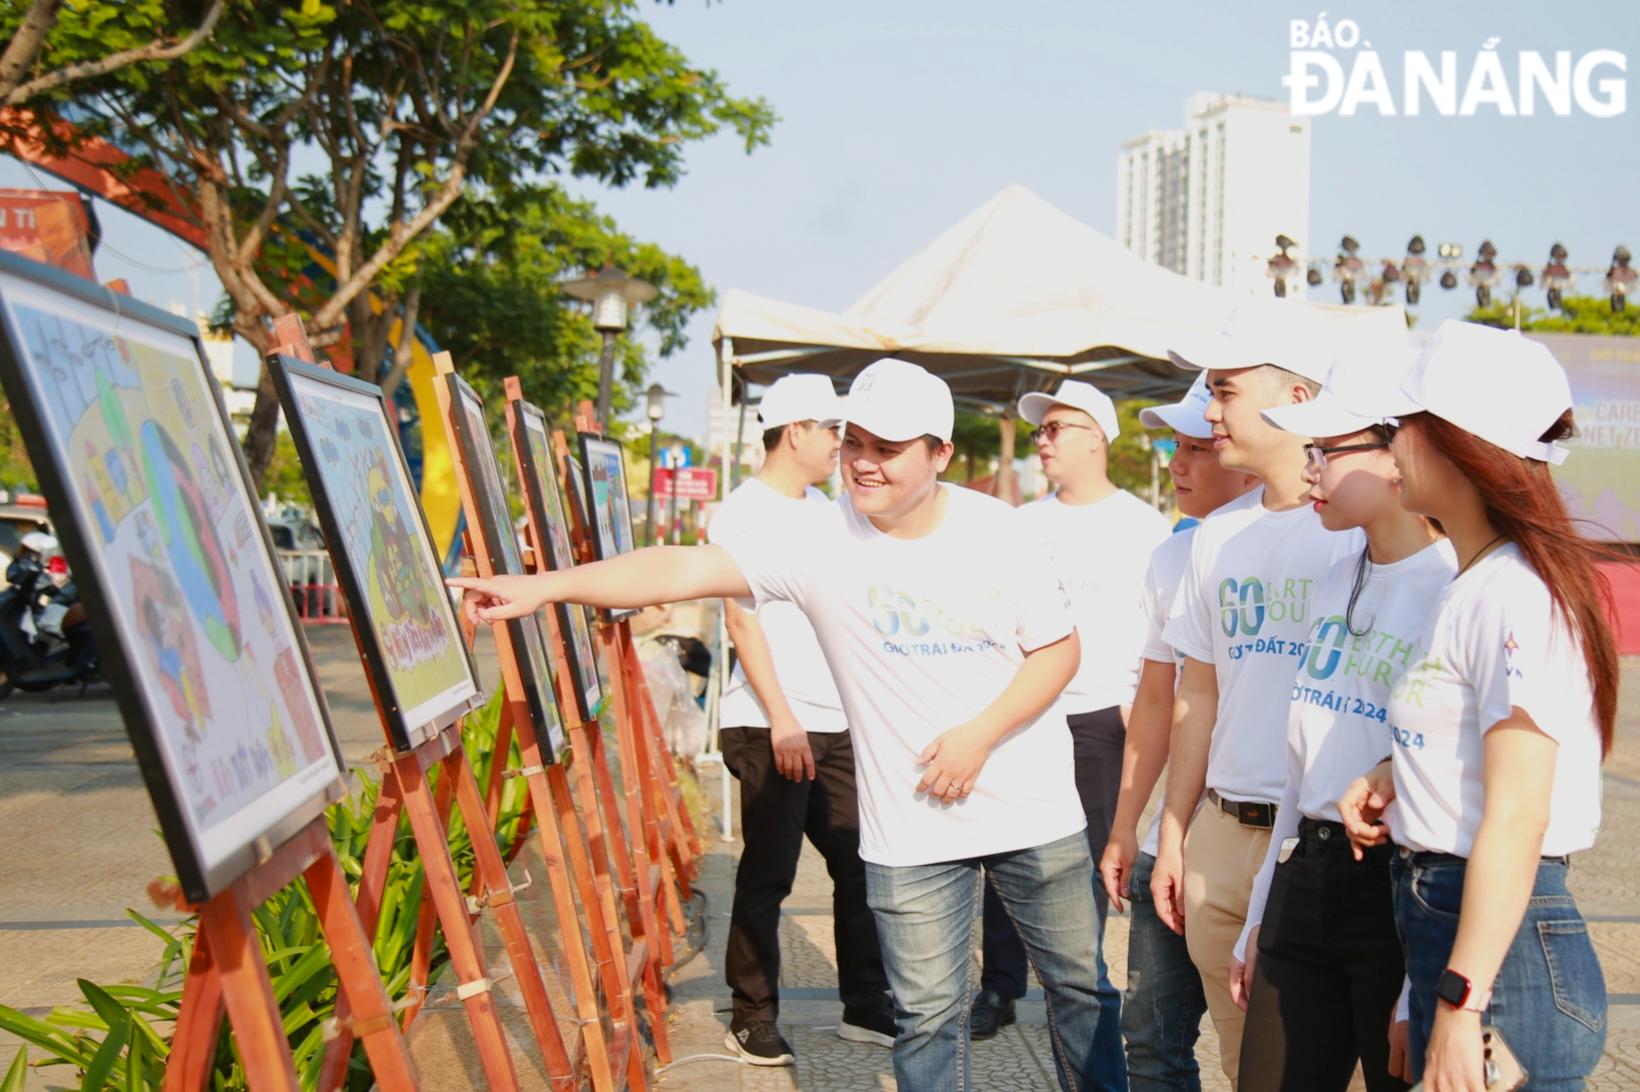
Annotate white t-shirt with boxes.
[708,479,847,733]
[1235,539,1458,960]
[1385,544,1604,858]
[1018,489,1172,711]
[1137,526,1197,857]
[720,485,1087,867]
[1163,487,1364,805]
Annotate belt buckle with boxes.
[1238,801,1268,827]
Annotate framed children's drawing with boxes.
[0,250,346,901]
[439,372,568,762]
[507,397,603,722]
[576,433,640,624]
[268,356,483,751]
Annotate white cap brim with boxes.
[1016,392,1057,426]
[1261,393,1385,439]
[1139,401,1213,439]
[845,403,934,443]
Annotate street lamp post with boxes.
[562,265,657,430]
[644,382,667,546]
[668,442,684,544]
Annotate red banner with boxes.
[652,466,718,500]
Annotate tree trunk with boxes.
[995,408,1017,504]
[240,338,281,494]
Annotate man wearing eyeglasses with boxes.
[967,381,1169,1080]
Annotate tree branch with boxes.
[0,0,64,102]
[4,0,226,107]
[309,32,519,331]
[378,282,422,398]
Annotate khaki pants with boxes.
[1182,799,1273,1089]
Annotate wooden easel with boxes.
[502,376,672,1086]
[161,315,418,1091]
[264,318,547,1091]
[559,406,702,935]
[418,353,630,1089]
[160,819,419,1091]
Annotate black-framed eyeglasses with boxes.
[1030,421,1094,444]
[1304,440,1389,473]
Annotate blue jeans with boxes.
[1122,851,1206,1091]
[1392,852,1607,1089]
[866,831,1115,1091]
[981,708,1127,1086]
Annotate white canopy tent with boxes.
[709,185,1406,471]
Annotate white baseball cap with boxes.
[1261,339,1420,439]
[1138,372,1213,439]
[757,373,845,429]
[1167,301,1335,385]
[1396,320,1572,464]
[1018,380,1120,442]
[845,359,954,442]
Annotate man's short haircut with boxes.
[1261,363,1323,398]
[920,434,946,453]
[761,424,789,452]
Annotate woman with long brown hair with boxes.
[1340,320,1616,1091]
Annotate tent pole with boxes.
[710,337,735,841]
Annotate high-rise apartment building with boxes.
[1117,93,1311,296]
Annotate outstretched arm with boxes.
[448,544,751,624]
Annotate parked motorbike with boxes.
[0,532,100,700]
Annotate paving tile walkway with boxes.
[2,628,1638,1089]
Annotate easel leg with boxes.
[319,773,404,1089]
[621,627,703,867]
[304,849,419,1089]
[603,629,677,964]
[405,762,457,1023]
[161,930,225,1092]
[395,750,521,1092]
[507,705,619,1091]
[445,744,577,1086]
[199,890,300,1091]
[617,639,689,939]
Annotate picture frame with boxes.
[439,372,568,762]
[268,356,484,751]
[0,251,346,901]
[576,433,641,624]
[561,452,620,629]
[506,397,604,723]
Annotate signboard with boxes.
[1532,333,1640,544]
[652,466,717,501]
[0,190,95,281]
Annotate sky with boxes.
[5,0,1636,439]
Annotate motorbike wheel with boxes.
[0,664,14,702]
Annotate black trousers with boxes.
[1238,818,1410,1092]
[981,706,1125,998]
[720,726,889,1024]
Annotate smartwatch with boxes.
[1436,968,1491,1012]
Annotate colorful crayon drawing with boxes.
[282,372,477,736]
[0,277,338,881]
[518,409,602,719]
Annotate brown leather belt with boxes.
[1207,788,1279,829]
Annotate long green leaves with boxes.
[6,691,522,1090]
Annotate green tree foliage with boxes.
[1467,294,1640,336]
[3,0,775,487]
[416,184,714,431]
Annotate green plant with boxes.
[0,689,524,1090]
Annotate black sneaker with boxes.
[838,994,897,1047]
[969,989,1016,1041]
[725,1020,796,1066]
